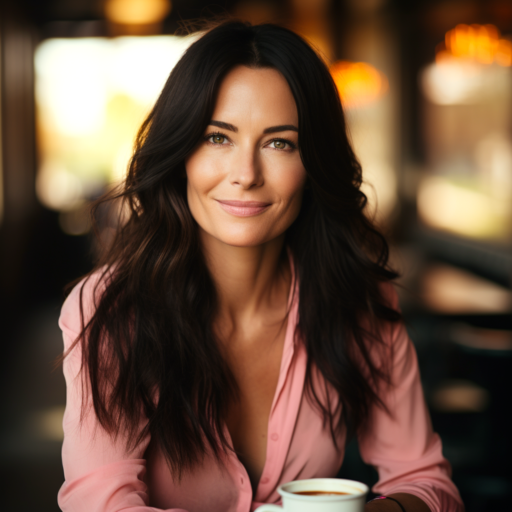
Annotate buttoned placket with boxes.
[228,353,300,511]
[221,257,304,512]
[224,316,299,512]
[225,282,307,512]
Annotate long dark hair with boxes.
[68,20,400,476]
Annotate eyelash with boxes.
[204,131,297,151]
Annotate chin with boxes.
[205,226,277,248]
[217,235,272,248]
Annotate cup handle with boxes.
[254,505,283,512]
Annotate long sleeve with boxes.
[358,286,464,512]
[57,276,189,512]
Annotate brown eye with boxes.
[271,140,289,150]
[212,135,226,144]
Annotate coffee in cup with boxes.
[293,491,351,496]
[254,478,368,512]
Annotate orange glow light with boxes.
[105,0,171,26]
[330,61,388,109]
[439,24,512,67]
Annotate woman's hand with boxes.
[365,493,432,512]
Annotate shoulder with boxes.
[59,267,112,343]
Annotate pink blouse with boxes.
[57,272,464,512]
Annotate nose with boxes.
[228,146,263,190]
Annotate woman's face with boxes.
[186,65,307,249]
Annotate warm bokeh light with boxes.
[421,263,512,314]
[105,0,171,25]
[32,406,65,441]
[420,57,512,105]
[417,175,512,239]
[431,379,489,413]
[496,39,512,67]
[35,162,83,211]
[35,35,197,217]
[329,61,396,221]
[424,25,512,106]
[425,24,512,105]
[439,24,512,67]
[419,24,512,241]
[330,61,388,109]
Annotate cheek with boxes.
[186,152,204,191]
[185,154,210,224]
[186,153,217,203]
[275,165,307,205]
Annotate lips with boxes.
[216,200,271,217]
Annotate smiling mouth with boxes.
[216,200,271,217]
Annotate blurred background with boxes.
[0,0,511,510]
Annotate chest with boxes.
[146,362,345,511]
[223,321,287,490]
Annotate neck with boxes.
[200,230,290,326]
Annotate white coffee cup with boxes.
[254,478,368,512]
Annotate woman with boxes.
[58,21,463,512]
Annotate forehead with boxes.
[212,66,298,126]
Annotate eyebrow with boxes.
[263,124,299,134]
[209,120,238,132]
[209,120,299,134]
